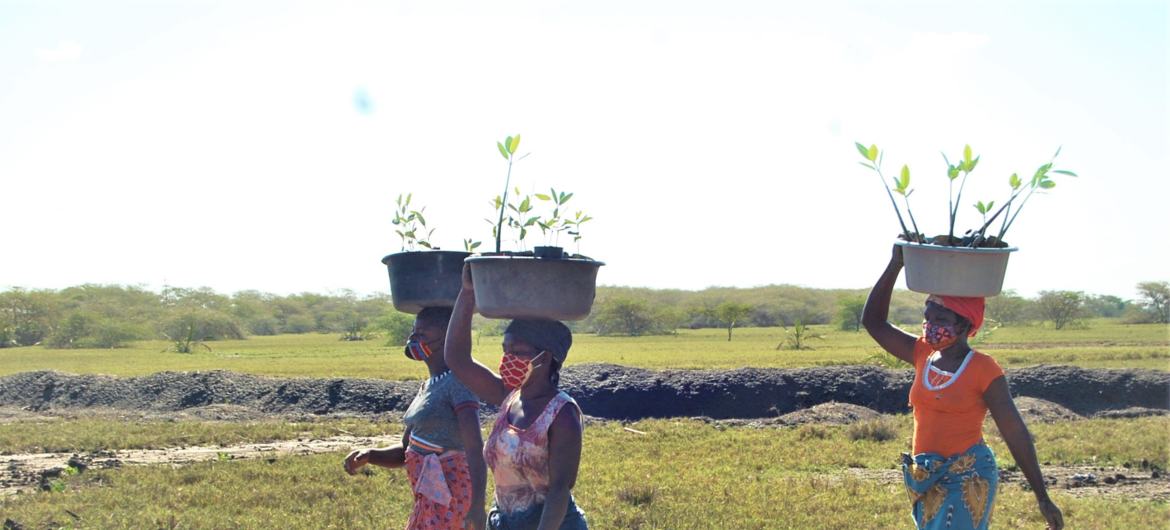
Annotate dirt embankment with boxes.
[1,364,1165,420]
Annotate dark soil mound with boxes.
[0,364,1165,420]
[0,371,419,415]
[1012,397,1082,423]
[559,364,1169,419]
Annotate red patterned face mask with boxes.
[498,353,530,390]
[922,322,959,350]
[499,351,546,390]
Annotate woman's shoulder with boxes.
[967,349,1005,379]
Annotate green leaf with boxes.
[1040,180,1056,189]
[519,227,527,240]
[900,165,910,188]
[497,142,509,159]
[519,197,531,212]
[968,155,980,171]
[963,144,972,164]
[509,134,520,153]
[948,166,960,180]
[867,144,878,162]
[855,142,870,159]
[1052,169,1078,177]
[1053,145,1063,159]
[471,241,481,250]
[1009,173,1021,189]
[561,192,573,204]
[858,162,876,170]
[504,136,514,154]
[534,193,552,201]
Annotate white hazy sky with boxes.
[1,0,1166,300]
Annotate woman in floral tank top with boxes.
[445,264,589,530]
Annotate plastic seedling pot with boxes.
[897,241,1016,297]
[382,250,472,313]
[467,255,604,320]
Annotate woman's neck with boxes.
[519,380,556,400]
[939,341,970,360]
[424,352,449,378]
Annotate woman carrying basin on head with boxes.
[445,264,589,530]
[343,306,487,530]
[862,245,1063,530]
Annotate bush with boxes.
[373,311,414,346]
[159,309,245,353]
[986,290,1037,326]
[590,297,679,336]
[46,313,94,349]
[89,320,141,348]
[1036,290,1087,330]
[836,296,865,332]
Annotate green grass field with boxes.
[1,320,1166,380]
[2,415,1167,529]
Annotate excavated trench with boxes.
[1,364,1166,420]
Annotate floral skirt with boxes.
[902,442,998,530]
[405,449,473,530]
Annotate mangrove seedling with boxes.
[392,193,435,251]
[534,188,574,246]
[491,134,530,253]
[855,142,1075,247]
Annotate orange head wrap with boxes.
[926,295,985,337]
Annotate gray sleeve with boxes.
[447,377,481,412]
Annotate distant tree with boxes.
[986,290,1037,326]
[0,288,59,346]
[1083,294,1130,318]
[160,309,244,353]
[89,319,140,348]
[373,311,414,346]
[1135,281,1170,324]
[590,297,678,336]
[1036,290,1086,330]
[46,312,94,349]
[714,302,755,342]
[836,296,865,332]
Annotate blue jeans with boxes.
[487,497,588,530]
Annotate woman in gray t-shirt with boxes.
[344,307,486,530]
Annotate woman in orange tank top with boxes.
[863,245,1063,530]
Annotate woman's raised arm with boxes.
[444,264,510,407]
[862,244,917,364]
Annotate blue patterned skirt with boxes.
[902,442,998,529]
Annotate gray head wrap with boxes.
[504,319,572,362]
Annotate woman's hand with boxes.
[1039,498,1063,530]
[461,263,475,291]
[463,507,487,530]
[343,449,370,475]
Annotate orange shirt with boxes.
[909,338,1005,457]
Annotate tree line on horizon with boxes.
[0,282,1166,350]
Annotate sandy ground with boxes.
[2,433,401,497]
